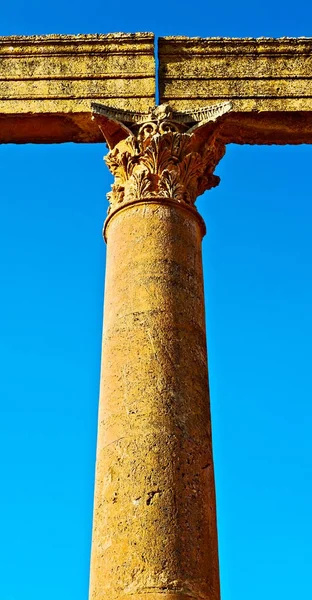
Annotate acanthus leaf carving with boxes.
[92,102,231,215]
[127,168,153,201]
[159,169,185,202]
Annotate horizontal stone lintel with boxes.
[0,32,155,143]
[1,34,312,144]
[159,36,312,145]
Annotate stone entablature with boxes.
[159,36,312,144]
[0,34,311,144]
[0,32,155,143]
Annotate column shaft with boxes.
[89,199,220,600]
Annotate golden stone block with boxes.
[0,32,155,143]
[159,36,312,144]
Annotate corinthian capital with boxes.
[91,101,231,214]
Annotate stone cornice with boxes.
[159,36,312,51]
[0,32,154,56]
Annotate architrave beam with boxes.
[158,36,312,145]
[0,32,155,144]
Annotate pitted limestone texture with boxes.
[159,36,312,144]
[0,32,155,143]
[1,34,312,143]
[89,202,219,600]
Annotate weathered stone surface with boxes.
[2,34,312,144]
[0,33,155,143]
[159,36,312,144]
[90,200,219,600]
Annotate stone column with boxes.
[89,103,229,600]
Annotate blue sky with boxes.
[1,3,312,600]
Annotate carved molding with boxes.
[91,100,232,129]
[92,102,231,214]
